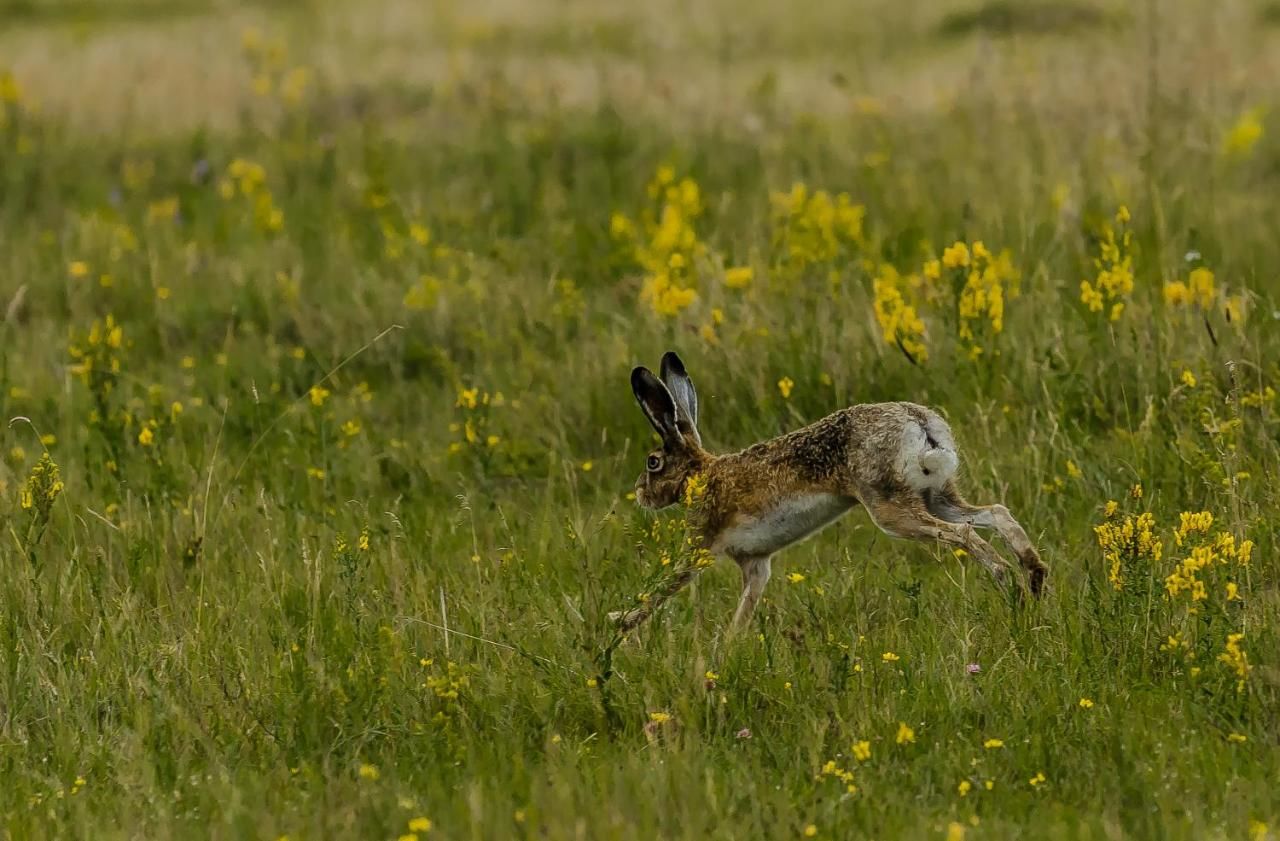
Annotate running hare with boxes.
[616,351,1047,632]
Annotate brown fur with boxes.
[619,352,1048,633]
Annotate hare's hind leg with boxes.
[863,493,1013,590]
[730,555,771,632]
[925,484,1048,597]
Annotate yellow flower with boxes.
[804,825,818,838]
[1029,771,1046,787]
[777,377,794,399]
[68,261,90,278]
[1223,108,1264,157]
[871,263,928,362]
[683,472,708,504]
[138,427,154,446]
[309,385,330,406]
[786,572,805,584]
[1189,268,1216,309]
[1226,582,1239,601]
[408,817,432,832]
[640,272,697,318]
[648,711,672,724]
[1248,821,1268,841]
[881,652,899,663]
[851,740,871,761]
[1163,280,1190,306]
[983,738,1004,749]
[1180,369,1197,388]
[1227,732,1247,743]
[957,780,972,797]
[586,677,598,688]
[581,461,594,472]
[1065,460,1082,479]
[1078,697,1094,709]
[724,266,754,288]
[456,387,479,410]
[947,822,966,841]
[895,722,915,745]
[1218,633,1251,692]
[941,241,970,269]
[357,763,380,780]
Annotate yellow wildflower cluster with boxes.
[682,472,708,505]
[68,314,127,409]
[1095,496,1256,694]
[611,165,707,317]
[1222,108,1265,158]
[818,758,857,795]
[0,70,21,106]
[1164,513,1253,610]
[769,183,865,277]
[1217,633,1251,693]
[18,452,64,549]
[928,240,1018,359]
[1093,507,1162,591]
[241,27,311,106]
[871,264,928,362]
[1173,510,1213,547]
[1080,206,1134,321]
[398,230,476,313]
[19,452,64,513]
[425,660,470,702]
[448,386,505,456]
[1239,387,1276,409]
[1163,267,1216,310]
[0,69,25,132]
[218,158,284,234]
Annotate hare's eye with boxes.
[646,454,662,471]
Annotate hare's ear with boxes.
[660,351,698,428]
[632,366,684,447]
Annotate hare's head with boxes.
[631,351,707,509]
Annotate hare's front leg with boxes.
[863,493,1014,591]
[730,555,771,631]
[611,565,703,633]
[925,483,1048,596]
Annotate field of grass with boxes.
[3,0,1280,837]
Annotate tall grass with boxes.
[1,0,1278,837]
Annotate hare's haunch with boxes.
[617,351,1047,633]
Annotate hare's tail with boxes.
[919,446,959,479]
[900,414,959,491]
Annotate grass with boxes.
[2,0,1279,838]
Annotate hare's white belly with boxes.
[716,493,857,557]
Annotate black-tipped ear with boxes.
[631,366,681,444]
[659,351,698,430]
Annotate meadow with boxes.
[2,0,1279,837]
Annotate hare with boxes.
[615,351,1047,633]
